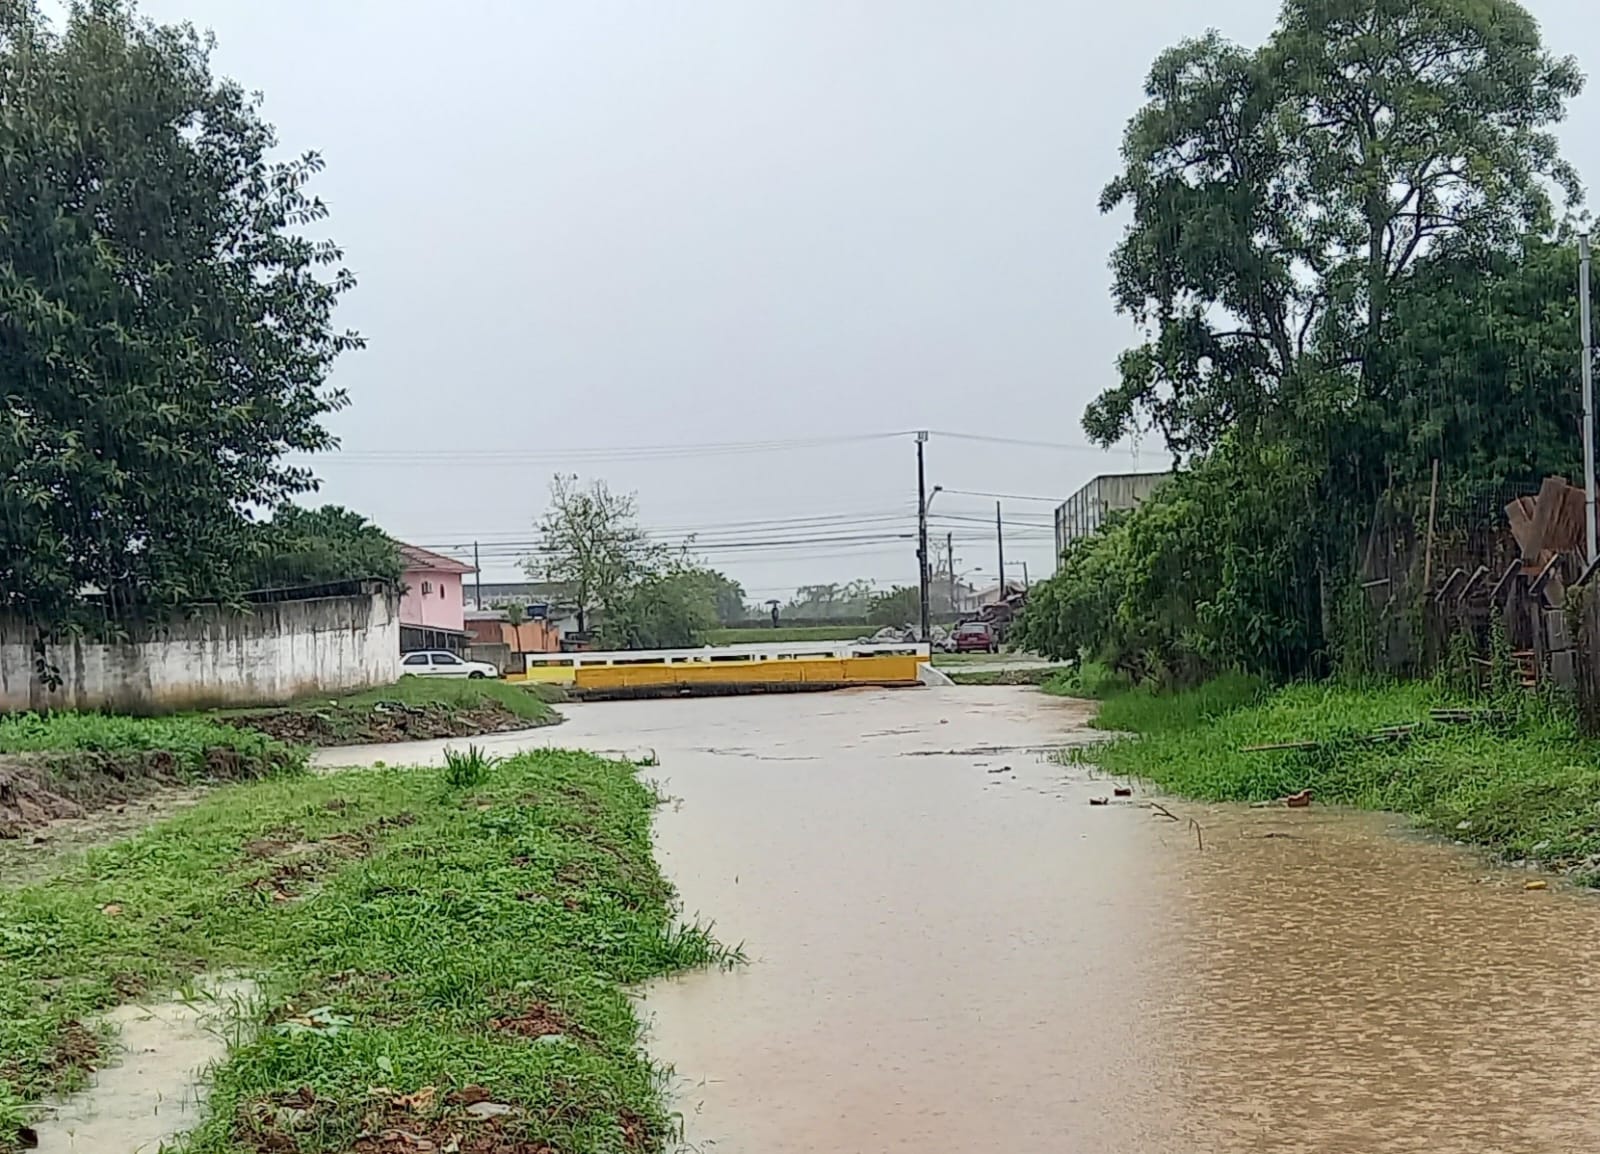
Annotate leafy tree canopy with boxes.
[242,505,401,591]
[0,0,360,630]
[866,586,921,629]
[1090,0,1581,456]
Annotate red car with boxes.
[952,621,998,653]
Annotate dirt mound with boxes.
[227,702,538,747]
[0,748,278,839]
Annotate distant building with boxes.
[396,542,474,652]
[1053,472,1171,567]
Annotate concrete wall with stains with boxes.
[0,587,401,714]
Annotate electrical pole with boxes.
[473,541,482,609]
[995,501,1006,601]
[1022,560,1029,588]
[947,532,955,617]
[916,432,931,642]
[1583,232,1596,566]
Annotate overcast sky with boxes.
[132,0,1600,596]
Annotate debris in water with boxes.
[1525,879,1549,891]
[1089,797,1109,806]
[1113,786,1133,797]
[1283,790,1313,808]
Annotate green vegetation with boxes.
[0,750,732,1152]
[309,677,557,724]
[1068,676,1600,873]
[708,625,864,645]
[217,677,558,746]
[1016,0,1588,686]
[946,667,1058,686]
[0,713,296,772]
[242,505,402,591]
[1,1,361,637]
[529,475,747,648]
[865,586,920,629]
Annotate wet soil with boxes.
[0,748,276,841]
[223,701,550,747]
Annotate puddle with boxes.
[28,978,257,1153]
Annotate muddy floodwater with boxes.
[323,687,1600,1152]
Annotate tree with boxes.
[530,475,663,634]
[1090,0,1581,455]
[243,505,401,591]
[602,563,720,650]
[0,1,360,634]
[866,586,921,629]
[701,570,749,624]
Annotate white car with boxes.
[399,650,499,679]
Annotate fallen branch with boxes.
[1148,801,1180,822]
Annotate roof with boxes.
[395,541,475,575]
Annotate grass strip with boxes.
[216,677,559,746]
[0,748,730,1152]
[0,713,296,773]
[706,625,864,644]
[1067,674,1600,875]
[946,667,1058,686]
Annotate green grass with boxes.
[1070,676,1600,873]
[1038,661,1130,700]
[707,625,865,644]
[0,712,300,776]
[322,677,557,723]
[0,749,733,1152]
[946,667,1058,686]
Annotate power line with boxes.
[940,487,1067,503]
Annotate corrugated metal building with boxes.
[1053,472,1171,567]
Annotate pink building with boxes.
[396,543,474,652]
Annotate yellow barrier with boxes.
[572,653,921,693]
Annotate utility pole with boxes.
[946,532,955,616]
[1021,560,1029,588]
[995,501,1006,600]
[473,541,482,609]
[1583,232,1596,566]
[916,431,931,642]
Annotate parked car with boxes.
[400,650,499,679]
[952,621,998,653]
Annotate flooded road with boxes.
[323,687,1600,1152]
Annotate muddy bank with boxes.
[0,747,287,840]
[222,699,559,747]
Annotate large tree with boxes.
[242,505,401,591]
[0,0,360,633]
[530,475,663,634]
[1089,0,1581,455]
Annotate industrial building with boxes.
[1053,472,1171,567]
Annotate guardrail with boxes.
[520,640,931,695]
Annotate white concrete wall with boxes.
[0,588,401,714]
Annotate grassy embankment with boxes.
[1054,665,1600,875]
[0,713,303,836]
[214,676,561,746]
[707,624,865,644]
[0,746,731,1152]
